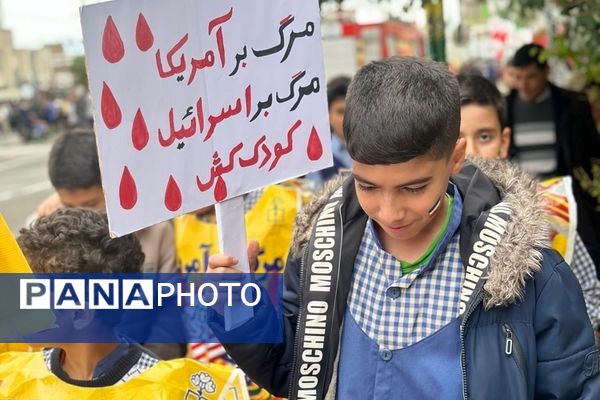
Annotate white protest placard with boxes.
[81,0,332,236]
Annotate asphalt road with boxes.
[0,135,54,235]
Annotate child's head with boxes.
[327,76,351,141]
[344,57,465,242]
[458,74,511,160]
[48,130,105,210]
[18,208,144,274]
[18,208,144,338]
[344,56,461,164]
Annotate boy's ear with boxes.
[450,138,467,174]
[499,127,511,159]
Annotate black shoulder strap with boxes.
[452,162,512,314]
[289,185,345,400]
[458,201,512,315]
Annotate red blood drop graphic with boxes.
[102,16,125,63]
[119,166,137,210]
[214,176,227,202]
[165,175,182,212]
[306,126,323,161]
[101,82,122,129]
[135,13,154,52]
[131,108,149,151]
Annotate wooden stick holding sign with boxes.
[215,196,253,330]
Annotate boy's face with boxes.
[329,97,346,142]
[460,104,511,160]
[57,185,106,210]
[352,140,465,242]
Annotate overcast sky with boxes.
[0,0,448,55]
[1,0,108,54]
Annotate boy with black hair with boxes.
[47,130,106,210]
[458,73,600,333]
[209,57,599,399]
[326,75,351,142]
[46,130,176,275]
[17,208,160,385]
[457,74,511,160]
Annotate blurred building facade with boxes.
[321,8,426,80]
[0,12,73,102]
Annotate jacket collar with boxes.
[456,157,548,308]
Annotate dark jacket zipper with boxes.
[502,323,529,383]
[460,292,483,400]
[289,204,347,398]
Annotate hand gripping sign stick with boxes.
[215,196,254,330]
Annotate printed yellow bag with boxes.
[0,352,249,400]
[175,181,311,274]
[538,176,577,263]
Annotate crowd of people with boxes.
[2,42,600,399]
[0,86,93,142]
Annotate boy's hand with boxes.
[206,240,260,316]
[207,240,260,274]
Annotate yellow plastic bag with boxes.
[175,182,311,274]
[0,352,249,400]
[538,176,577,263]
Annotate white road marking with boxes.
[0,181,53,202]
